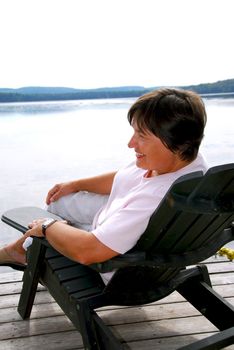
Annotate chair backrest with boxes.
[97,164,234,305]
[136,163,234,258]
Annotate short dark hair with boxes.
[127,88,207,162]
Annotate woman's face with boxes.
[128,121,185,175]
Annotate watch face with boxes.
[43,218,55,227]
[42,218,57,236]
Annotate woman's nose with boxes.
[128,135,135,148]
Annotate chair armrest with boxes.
[91,251,146,273]
[91,226,234,273]
[1,206,63,233]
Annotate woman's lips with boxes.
[135,152,144,159]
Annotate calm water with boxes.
[0,97,234,260]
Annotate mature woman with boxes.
[0,88,207,283]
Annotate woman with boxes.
[0,88,208,283]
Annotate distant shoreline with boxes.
[0,92,234,106]
[0,78,234,103]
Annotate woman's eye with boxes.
[139,133,146,139]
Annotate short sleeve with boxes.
[91,193,162,254]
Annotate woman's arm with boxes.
[46,171,117,204]
[26,220,119,265]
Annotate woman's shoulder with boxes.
[185,153,208,174]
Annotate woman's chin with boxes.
[135,158,147,169]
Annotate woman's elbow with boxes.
[71,234,119,265]
[77,254,95,266]
[72,249,101,265]
[73,248,118,266]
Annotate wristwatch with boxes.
[42,218,57,237]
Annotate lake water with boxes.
[0,96,234,268]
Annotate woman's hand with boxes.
[46,181,77,205]
[26,218,46,237]
[26,218,68,238]
[46,171,116,205]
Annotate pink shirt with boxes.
[92,153,208,254]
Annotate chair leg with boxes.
[93,313,124,350]
[77,301,124,350]
[177,265,234,331]
[18,238,46,319]
[77,302,100,350]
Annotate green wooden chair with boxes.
[2,163,234,350]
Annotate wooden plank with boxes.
[98,298,234,326]
[0,312,227,347]
[0,315,76,340]
[207,261,234,273]
[0,281,23,296]
[213,284,234,298]
[0,330,83,350]
[0,271,23,283]
[0,290,54,309]
[109,315,218,343]
[123,333,234,350]
[2,331,231,350]
[211,273,234,285]
[0,303,63,323]
[0,281,45,296]
[0,298,208,325]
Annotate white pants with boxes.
[47,191,109,231]
[23,191,109,249]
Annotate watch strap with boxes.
[42,219,57,237]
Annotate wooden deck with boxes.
[0,256,234,350]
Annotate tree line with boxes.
[0,79,233,103]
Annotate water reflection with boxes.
[0,98,135,115]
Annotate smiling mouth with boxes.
[135,152,145,158]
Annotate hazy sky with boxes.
[1,0,233,89]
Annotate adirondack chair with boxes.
[2,163,234,350]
